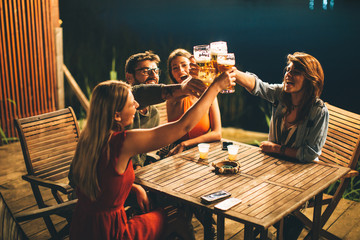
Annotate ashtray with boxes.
[212,161,240,174]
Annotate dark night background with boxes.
[59,0,360,133]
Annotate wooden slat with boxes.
[328,105,360,126]
[328,121,360,140]
[0,0,9,141]
[22,117,75,136]
[321,148,349,166]
[318,103,360,171]
[13,0,25,116]
[19,0,31,117]
[2,0,17,138]
[155,102,168,125]
[325,134,357,155]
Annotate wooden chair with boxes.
[293,103,360,240]
[0,191,76,240]
[14,107,80,238]
[154,102,168,125]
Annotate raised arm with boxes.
[161,77,207,100]
[234,70,256,92]
[168,98,222,155]
[132,79,206,109]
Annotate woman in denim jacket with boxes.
[234,52,328,239]
[234,52,328,163]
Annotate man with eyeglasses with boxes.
[125,51,205,169]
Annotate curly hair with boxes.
[125,50,160,74]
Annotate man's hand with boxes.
[180,77,207,98]
[212,68,237,92]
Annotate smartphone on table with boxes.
[201,190,231,204]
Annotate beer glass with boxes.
[198,68,216,86]
[217,53,236,93]
[193,45,211,68]
[193,45,214,85]
[210,41,228,72]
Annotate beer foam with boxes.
[217,59,235,65]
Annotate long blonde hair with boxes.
[72,80,131,201]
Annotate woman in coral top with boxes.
[165,49,222,156]
[70,72,235,239]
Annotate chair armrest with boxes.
[15,199,77,222]
[22,175,74,194]
[343,170,359,178]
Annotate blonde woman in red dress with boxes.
[70,70,235,240]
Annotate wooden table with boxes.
[135,140,350,240]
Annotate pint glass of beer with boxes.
[198,67,216,86]
[193,45,211,68]
[217,53,235,93]
[210,41,228,72]
[193,45,214,85]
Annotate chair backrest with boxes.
[14,107,80,183]
[0,192,27,240]
[319,103,360,170]
[155,102,168,125]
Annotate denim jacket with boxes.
[248,73,329,163]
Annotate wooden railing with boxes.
[63,64,89,113]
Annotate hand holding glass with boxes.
[193,45,215,86]
[210,41,228,71]
[217,53,236,93]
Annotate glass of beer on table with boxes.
[217,53,236,93]
[193,45,216,86]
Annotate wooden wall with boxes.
[0,0,60,144]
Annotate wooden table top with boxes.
[135,140,350,229]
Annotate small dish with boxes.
[212,160,240,174]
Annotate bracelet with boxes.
[280,145,286,155]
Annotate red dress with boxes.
[70,131,164,240]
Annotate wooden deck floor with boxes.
[1,142,360,240]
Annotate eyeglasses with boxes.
[135,67,161,76]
